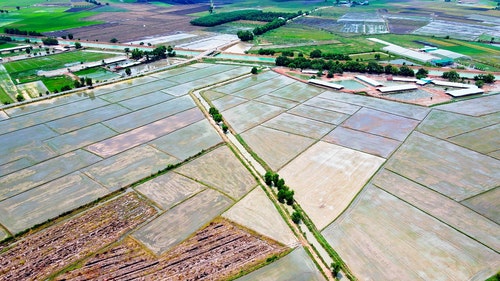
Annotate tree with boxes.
[16,94,24,102]
[251,66,258,74]
[222,123,229,133]
[331,262,341,277]
[474,73,495,83]
[16,6,20,10]
[61,85,71,92]
[125,67,131,76]
[374,53,381,60]
[272,173,280,187]
[25,48,30,54]
[85,77,93,87]
[276,178,285,190]
[68,33,73,40]
[399,65,415,77]
[442,70,460,82]
[416,68,428,79]
[74,80,81,88]
[131,48,143,60]
[291,211,301,224]
[42,37,58,45]
[264,171,274,186]
[310,49,322,58]
[237,30,253,41]
[475,80,485,88]
[213,113,223,123]
[110,38,118,43]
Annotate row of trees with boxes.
[264,171,301,223]
[253,18,286,36]
[276,55,417,77]
[4,28,42,36]
[42,37,58,46]
[209,107,229,133]
[191,10,296,27]
[309,49,351,61]
[128,46,176,61]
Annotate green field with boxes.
[4,51,116,82]
[0,42,18,49]
[0,86,14,104]
[41,75,75,92]
[0,1,101,32]
[256,25,335,45]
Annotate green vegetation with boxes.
[191,10,296,27]
[0,6,101,32]
[486,272,500,281]
[4,51,116,82]
[0,86,13,104]
[41,76,75,92]
[255,25,335,45]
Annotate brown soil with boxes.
[45,4,205,43]
[57,218,288,280]
[0,193,157,281]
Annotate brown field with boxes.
[385,132,500,201]
[462,187,500,224]
[279,141,385,230]
[47,4,205,42]
[322,185,500,281]
[373,169,500,251]
[223,187,298,247]
[241,125,316,171]
[58,218,288,281]
[175,146,257,200]
[0,193,156,281]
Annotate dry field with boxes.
[237,247,325,281]
[240,125,316,171]
[0,193,156,281]
[47,4,206,42]
[175,145,257,200]
[279,141,385,230]
[385,132,500,201]
[58,218,288,281]
[223,187,298,247]
[322,184,499,281]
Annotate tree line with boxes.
[4,28,42,36]
[190,10,297,27]
[276,55,417,77]
[129,46,175,62]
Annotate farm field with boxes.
[0,63,254,237]
[322,184,499,281]
[222,187,298,247]
[4,51,117,82]
[279,141,384,230]
[58,219,288,281]
[237,247,325,281]
[175,145,257,200]
[0,193,157,281]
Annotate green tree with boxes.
[374,53,381,60]
[74,42,82,49]
[85,77,93,87]
[310,49,322,58]
[68,33,73,39]
[131,48,143,60]
[237,30,253,41]
[16,94,24,102]
[399,65,415,77]
[276,178,285,190]
[415,68,428,79]
[125,67,131,76]
[264,171,274,186]
[213,113,223,123]
[331,262,341,277]
[251,66,258,74]
[475,80,485,88]
[442,70,460,82]
[272,173,280,187]
[222,123,229,133]
[291,211,301,224]
[110,38,118,43]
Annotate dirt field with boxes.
[223,187,298,248]
[46,4,205,43]
[279,141,385,230]
[0,193,156,281]
[175,146,257,200]
[58,218,287,280]
[322,184,500,281]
